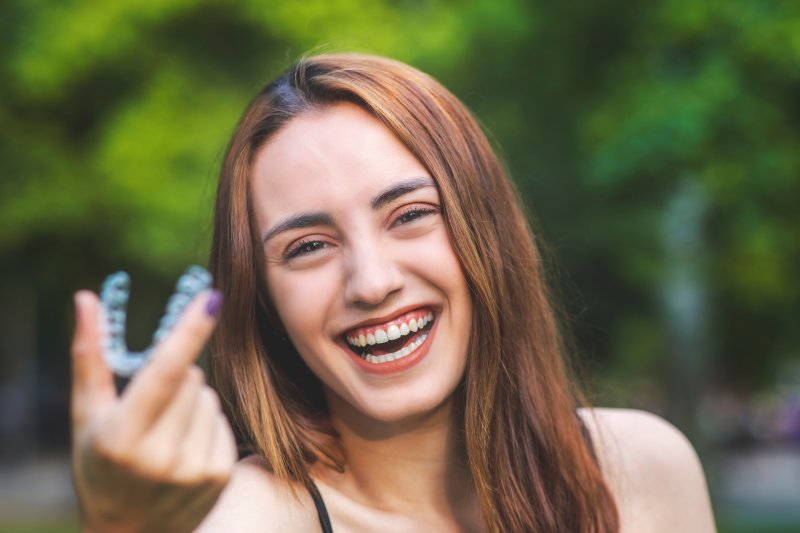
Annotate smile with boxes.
[342,308,435,364]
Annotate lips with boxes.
[340,307,436,364]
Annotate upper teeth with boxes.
[346,312,433,347]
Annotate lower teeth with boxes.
[361,332,428,363]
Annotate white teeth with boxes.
[413,334,427,348]
[375,328,389,344]
[361,333,428,364]
[387,324,401,341]
[345,312,436,351]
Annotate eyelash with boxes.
[284,239,327,260]
[282,205,438,261]
[393,205,438,226]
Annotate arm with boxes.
[580,408,717,533]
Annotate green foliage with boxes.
[2,0,798,401]
[574,0,800,386]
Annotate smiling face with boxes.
[250,102,473,424]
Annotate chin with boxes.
[348,374,462,426]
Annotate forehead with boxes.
[250,102,430,225]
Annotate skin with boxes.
[72,102,717,532]
[252,103,473,427]
[250,102,481,531]
[204,103,716,532]
[71,291,237,533]
[201,409,718,533]
[581,408,718,533]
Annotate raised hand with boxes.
[71,290,236,533]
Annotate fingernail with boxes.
[205,290,223,317]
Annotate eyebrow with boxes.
[370,176,434,210]
[261,212,333,243]
[261,176,435,243]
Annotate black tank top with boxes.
[304,415,595,533]
[306,479,334,533]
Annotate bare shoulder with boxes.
[578,408,717,533]
[195,455,320,532]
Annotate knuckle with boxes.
[175,457,228,489]
[172,464,204,486]
[91,431,115,457]
[187,365,206,386]
[206,464,233,488]
[138,446,178,477]
[92,432,133,468]
[200,387,221,413]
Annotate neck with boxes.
[316,391,478,518]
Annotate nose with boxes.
[343,239,404,307]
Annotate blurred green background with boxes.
[1,0,799,531]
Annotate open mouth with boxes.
[342,308,436,364]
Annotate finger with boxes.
[205,414,237,484]
[172,386,221,481]
[71,291,116,428]
[133,366,205,463]
[118,290,222,427]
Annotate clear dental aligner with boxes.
[98,266,213,377]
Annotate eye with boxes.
[392,205,438,227]
[284,239,328,261]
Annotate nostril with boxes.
[344,272,404,307]
[343,245,405,306]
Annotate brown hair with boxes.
[209,53,618,532]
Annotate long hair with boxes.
[209,53,619,532]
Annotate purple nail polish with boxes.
[205,290,223,317]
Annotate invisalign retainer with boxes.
[98,266,213,377]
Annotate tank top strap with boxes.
[306,479,334,533]
[305,416,594,533]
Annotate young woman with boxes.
[70,54,716,532]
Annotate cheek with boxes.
[409,229,470,301]
[266,266,339,344]
[402,228,473,359]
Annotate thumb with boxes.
[71,290,117,427]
